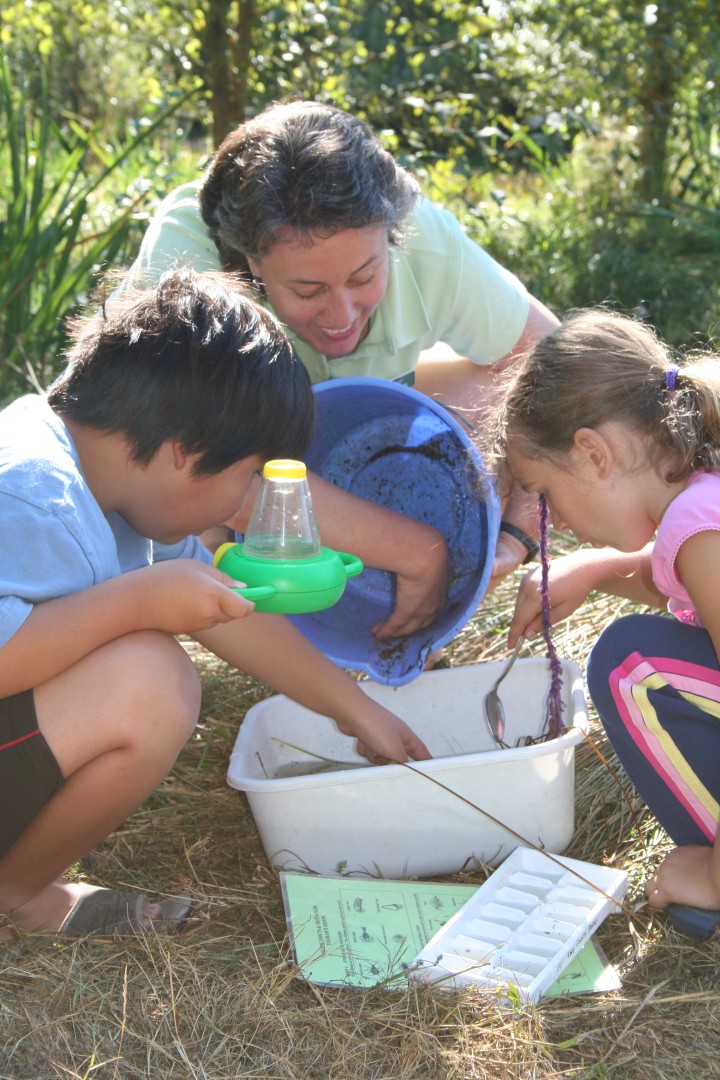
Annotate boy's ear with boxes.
[572,427,613,479]
[171,441,188,470]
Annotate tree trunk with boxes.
[231,0,256,125]
[635,9,680,202]
[206,0,232,147]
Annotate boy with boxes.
[0,268,428,938]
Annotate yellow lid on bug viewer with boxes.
[261,459,307,479]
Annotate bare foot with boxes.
[0,917,16,943]
[646,844,720,911]
[1,877,162,937]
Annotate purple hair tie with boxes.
[666,366,679,392]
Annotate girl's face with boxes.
[508,426,665,552]
[247,226,390,359]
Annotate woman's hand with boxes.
[261,470,451,641]
[372,539,450,640]
[488,531,532,591]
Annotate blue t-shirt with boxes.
[0,395,211,649]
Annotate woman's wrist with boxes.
[500,520,540,565]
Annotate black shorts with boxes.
[0,689,64,860]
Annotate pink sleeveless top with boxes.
[652,470,720,626]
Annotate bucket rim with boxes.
[311,375,480,449]
[228,723,585,794]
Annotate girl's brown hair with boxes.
[495,309,720,488]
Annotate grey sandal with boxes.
[57,884,191,936]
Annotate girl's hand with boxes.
[510,544,660,645]
[510,552,597,643]
[134,560,257,634]
[646,845,720,911]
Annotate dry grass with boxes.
[3,569,720,1080]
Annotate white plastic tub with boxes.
[227,658,588,879]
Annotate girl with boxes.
[495,308,720,922]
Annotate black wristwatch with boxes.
[500,520,540,565]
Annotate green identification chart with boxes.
[280,873,621,995]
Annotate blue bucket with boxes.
[288,378,500,686]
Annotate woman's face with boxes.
[247,226,390,359]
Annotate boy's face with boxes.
[125,445,263,544]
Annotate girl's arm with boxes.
[195,614,431,764]
[510,542,663,644]
[676,530,720,661]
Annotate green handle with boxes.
[338,551,364,578]
[232,584,277,601]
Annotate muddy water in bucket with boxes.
[227,659,588,879]
[271,759,370,778]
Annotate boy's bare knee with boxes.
[122,632,201,734]
[35,631,202,778]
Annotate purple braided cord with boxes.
[539,495,564,737]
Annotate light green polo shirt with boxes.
[123,180,529,385]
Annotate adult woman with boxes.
[124,100,558,639]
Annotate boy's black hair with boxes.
[48,267,314,475]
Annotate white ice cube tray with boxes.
[407,847,628,1004]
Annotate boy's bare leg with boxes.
[0,630,199,935]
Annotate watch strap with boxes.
[499,520,540,565]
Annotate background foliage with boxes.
[1,0,719,401]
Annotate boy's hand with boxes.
[350,707,431,764]
[200,616,431,768]
[137,560,257,633]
